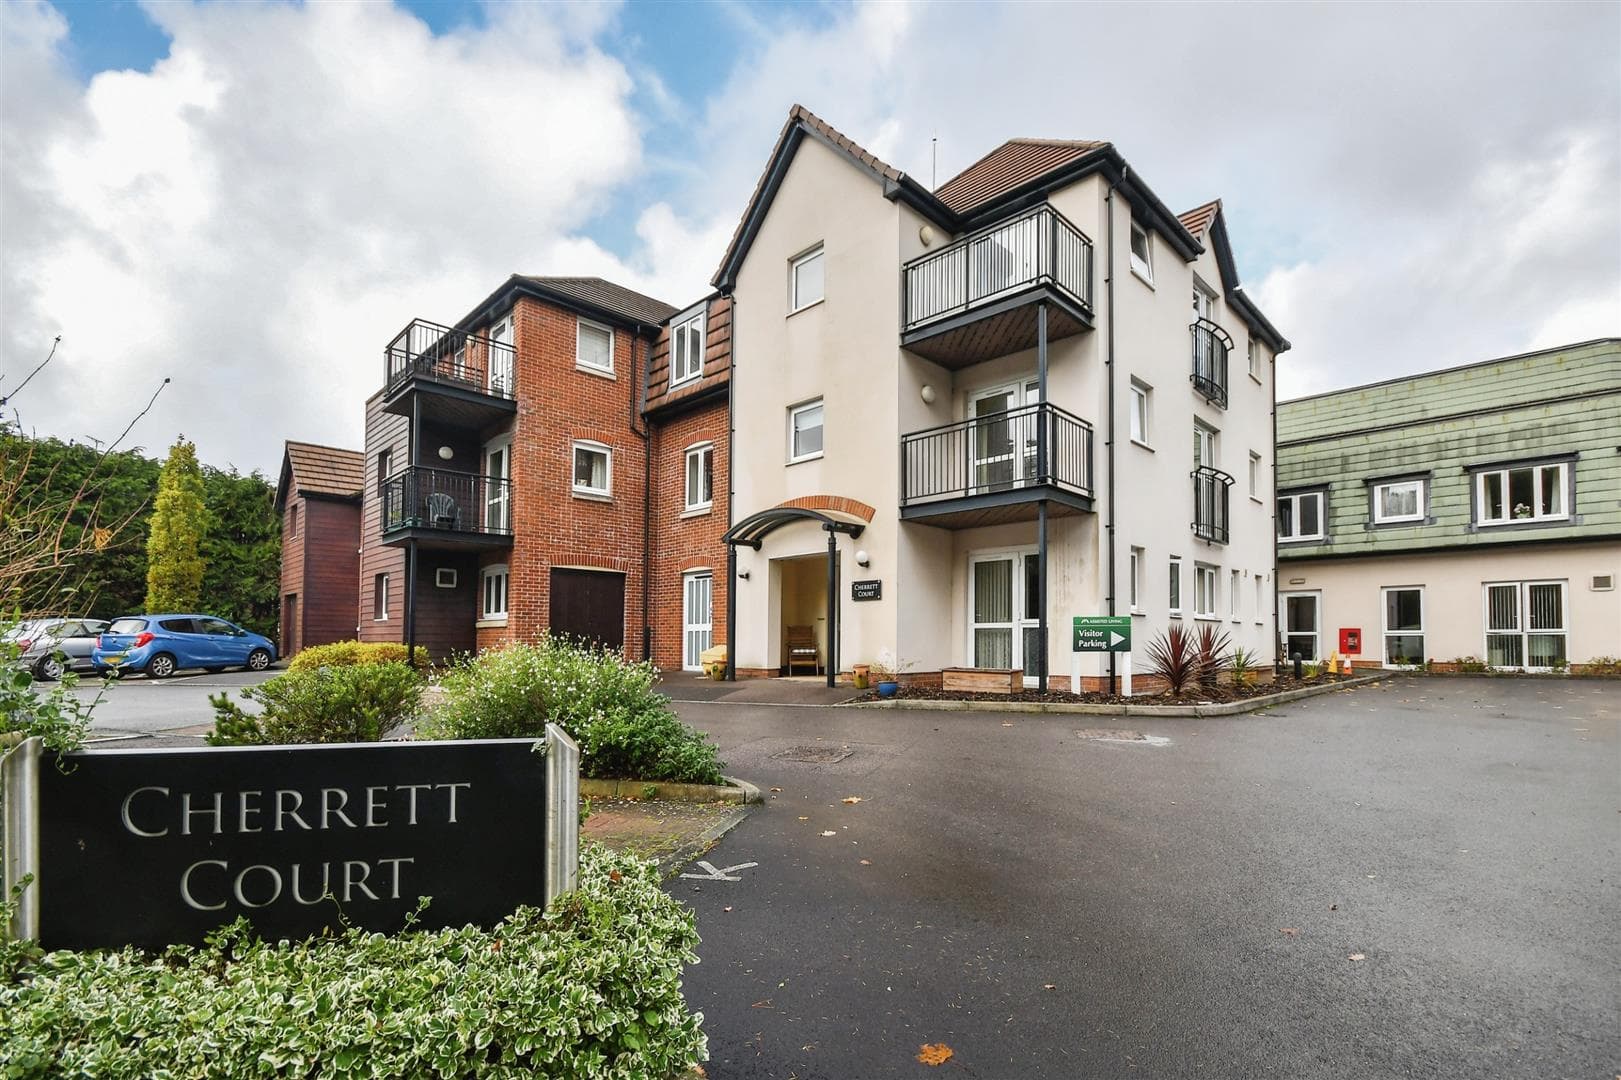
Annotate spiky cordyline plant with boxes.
[1143,623,1199,697]
[1193,622,1232,691]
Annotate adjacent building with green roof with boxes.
[1275,338,1619,671]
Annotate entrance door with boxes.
[1485,580,1567,669]
[1281,591,1320,660]
[488,317,514,395]
[549,568,625,651]
[969,551,1041,678]
[483,438,511,532]
[683,572,713,671]
[970,380,1040,492]
[281,594,299,655]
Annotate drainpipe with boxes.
[407,393,420,660]
[1105,169,1122,694]
[1271,354,1280,669]
[724,291,739,681]
[1037,300,1049,693]
[634,327,652,662]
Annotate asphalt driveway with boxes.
[668,676,1619,1079]
[68,667,280,741]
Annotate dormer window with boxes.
[670,305,705,386]
[1129,222,1154,284]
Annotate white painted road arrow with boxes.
[679,860,759,882]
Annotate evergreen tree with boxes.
[201,465,281,636]
[144,437,208,612]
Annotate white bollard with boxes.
[543,723,580,908]
[1,736,42,942]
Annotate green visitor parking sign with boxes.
[1072,615,1131,653]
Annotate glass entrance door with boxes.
[483,439,510,532]
[970,380,1040,492]
[970,551,1042,678]
[683,572,713,671]
[1282,591,1320,660]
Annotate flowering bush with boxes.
[421,638,725,785]
[0,844,707,1079]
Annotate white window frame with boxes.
[487,315,514,394]
[1193,420,1218,469]
[682,570,713,671]
[575,317,615,375]
[684,442,714,512]
[1254,574,1265,625]
[1281,590,1322,661]
[1128,222,1154,284]
[1229,569,1241,622]
[967,547,1042,685]
[484,436,512,533]
[1249,452,1262,499]
[1168,555,1182,617]
[571,440,612,497]
[669,306,705,387]
[373,573,389,621]
[1372,478,1426,525]
[1129,547,1144,614]
[480,564,509,623]
[1247,338,1260,380]
[1129,380,1151,447]
[1483,580,1567,670]
[1194,564,1218,619]
[1475,462,1569,526]
[788,398,824,463]
[789,245,825,312]
[1381,585,1425,667]
[1278,490,1326,542]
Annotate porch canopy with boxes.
[722,506,866,687]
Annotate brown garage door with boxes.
[549,568,625,651]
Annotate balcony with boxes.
[1190,319,1231,409]
[902,205,1095,369]
[380,467,514,550]
[380,319,517,434]
[1192,466,1233,544]
[900,402,1094,529]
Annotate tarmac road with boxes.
[667,676,1619,1080]
[66,667,279,742]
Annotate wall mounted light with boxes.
[920,385,936,405]
[855,549,870,567]
[919,224,935,247]
[738,570,751,581]
[437,445,454,460]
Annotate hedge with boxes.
[0,844,707,1079]
[207,662,423,746]
[289,641,429,673]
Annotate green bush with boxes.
[1,844,707,1079]
[289,640,429,672]
[207,662,423,746]
[421,638,725,785]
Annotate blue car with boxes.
[93,615,277,679]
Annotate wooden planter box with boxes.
[941,667,1021,694]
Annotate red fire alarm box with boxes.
[1339,628,1361,655]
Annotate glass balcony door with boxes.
[483,438,511,532]
[970,380,1040,492]
[488,317,514,395]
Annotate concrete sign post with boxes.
[1072,615,1134,696]
[2,729,581,950]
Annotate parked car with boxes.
[93,615,277,679]
[6,618,111,681]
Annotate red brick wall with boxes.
[648,398,729,670]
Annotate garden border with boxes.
[844,673,1391,717]
[579,775,761,805]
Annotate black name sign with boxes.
[31,739,547,950]
[851,579,882,601]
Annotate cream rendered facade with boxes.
[723,114,1285,687]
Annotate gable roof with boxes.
[935,138,1110,215]
[517,277,677,326]
[1180,200,1290,354]
[276,441,363,510]
[1177,198,1221,240]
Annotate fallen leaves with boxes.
[723,906,733,913]
[841,796,864,805]
[820,831,838,837]
[917,1043,954,1066]
[769,787,783,792]
[1348,953,1366,962]
[1279,928,1299,937]
[798,816,809,821]
[859,859,872,866]
[1042,983,1056,991]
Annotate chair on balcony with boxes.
[426,492,460,530]
[786,625,821,676]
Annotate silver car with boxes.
[7,618,111,681]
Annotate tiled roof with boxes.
[935,138,1110,215]
[284,441,364,498]
[519,277,678,326]
[1177,199,1222,239]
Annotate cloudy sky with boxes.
[2,0,1617,476]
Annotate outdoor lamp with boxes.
[920,385,936,404]
[437,446,454,460]
[855,550,870,567]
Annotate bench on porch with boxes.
[941,667,1021,694]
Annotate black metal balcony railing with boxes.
[903,205,1094,332]
[1190,318,1232,408]
[901,402,1094,506]
[1192,466,1233,544]
[381,467,513,537]
[385,319,517,399]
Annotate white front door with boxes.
[488,316,514,395]
[483,438,510,532]
[1281,591,1320,660]
[683,572,713,671]
[969,550,1041,679]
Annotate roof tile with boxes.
[284,442,364,498]
[935,138,1110,215]
[518,276,678,325]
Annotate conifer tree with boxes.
[144,436,208,612]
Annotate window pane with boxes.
[1286,595,1316,634]
[1278,499,1295,537]
[1527,584,1563,630]
[793,251,824,308]
[1168,561,1180,609]
[1300,494,1320,536]
[686,453,700,505]
[1379,483,1418,519]
[1023,555,1040,623]
[575,448,607,490]
[1486,633,1523,667]
[793,404,823,457]
[1285,634,1317,661]
[974,628,1013,668]
[974,560,1012,624]
[1482,473,1505,520]
[1020,626,1042,676]
[1385,589,1422,632]
[1385,634,1424,664]
[1130,228,1149,262]
[1508,468,1534,518]
[672,329,687,378]
[1539,465,1563,516]
[1527,634,1566,667]
[687,323,705,376]
[700,450,712,504]
[1485,584,1519,631]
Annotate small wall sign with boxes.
[3,734,578,951]
[851,579,882,601]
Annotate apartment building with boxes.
[1275,340,1620,671]
[355,277,731,670]
[713,106,1288,689]
[274,441,363,657]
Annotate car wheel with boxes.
[147,653,177,679]
[34,656,64,682]
[247,648,272,672]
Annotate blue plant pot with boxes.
[877,680,899,698]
